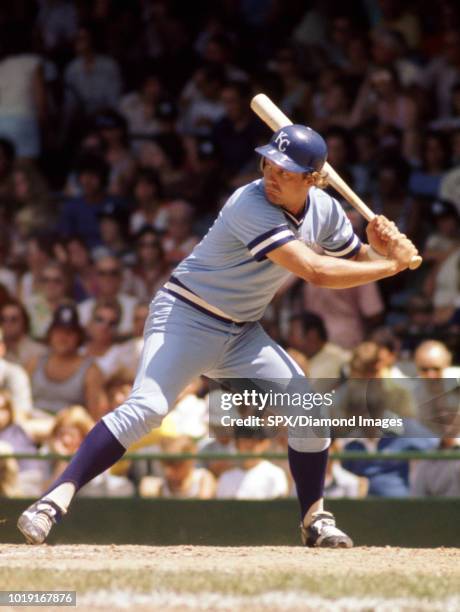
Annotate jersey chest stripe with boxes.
[164,280,244,323]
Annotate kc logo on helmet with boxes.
[274,131,290,152]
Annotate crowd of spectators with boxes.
[0,1,459,500]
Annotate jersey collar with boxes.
[282,194,310,228]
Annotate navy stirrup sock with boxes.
[288,445,329,520]
[44,420,126,496]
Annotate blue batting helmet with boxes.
[255,124,327,173]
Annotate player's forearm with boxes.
[268,240,402,288]
[304,252,399,288]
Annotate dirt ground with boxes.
[0,545,459,611]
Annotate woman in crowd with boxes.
[129,167,167,235]
[26,261,73,340]
[28,304,107,419]
[128,227,170,300]
[0,299,46,367]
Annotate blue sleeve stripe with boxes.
[323,232,355,253]
[339,240,362,259]
[247,224,291,250]
[323,234,360,257]
[253,235,296,261]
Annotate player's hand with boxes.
[366,215,399,256]
[387,234,419,271]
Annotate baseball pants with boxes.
[103,290,329,452]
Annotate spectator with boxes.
[28,304,107,419]
[95,202,130,260]
[0,239,17,297]
[139,435,215,499]
[119,70,164,142]
[399,295,437,355]
[431,244,460,325]
[198,390,237,478]
[371,158,416,238]
[78,255,137,336]
[129,168,167,235]
[58,155,126,249]
[423,29,460,119]
[324,439,368,498]
[11,162,54,234]
[411,434,460,496]
[423,200,460,299]
[302,277,384,351]
[137,134,187,198]
[334,342,416,426]
[369,327,408,378]
[41,405,134,497]
[212,80,266,184]
[0,441,21,497]
[18,234,55,305]
[0,389,45,495]
[287,312,350,378]
[80,299,128,379]
[0,300,46,367]
[180,64,226,136]
[409,132,451,200]
[162,200,199,265]
[93,110,136,197]
[269,46,311,120]
[0,327,33,419]
[128,228,170,301]
[26,261,73,340]
[414,340,458,378]
[65,236,97,303]
[117,302,149,378]
[168,378,209,439]
[370,27,423,88]
[0,24,47,159]
[63,24,122,121]
[216,425,288,499]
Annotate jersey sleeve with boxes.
[223,186,296,261]
[317,196,362,259]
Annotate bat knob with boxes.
[409,255,423,270]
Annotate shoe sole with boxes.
[17,514,45,545]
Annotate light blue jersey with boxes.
[168,179,361,322]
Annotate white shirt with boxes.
[216,460,288,499]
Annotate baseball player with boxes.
[18,124,417,547]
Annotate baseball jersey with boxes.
[169,179,361,322]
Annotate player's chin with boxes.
[265,189,283,204]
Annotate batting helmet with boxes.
[255,124,327,173]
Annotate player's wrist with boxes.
[367,246,387,260]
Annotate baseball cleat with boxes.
[17,499,64,545]
[301,511,353,548]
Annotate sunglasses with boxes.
[94,315,118,328]
[97,269,120,277]
[418,366,443,373]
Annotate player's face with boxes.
[262,159,311,211]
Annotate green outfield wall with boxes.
[2,498,459,547]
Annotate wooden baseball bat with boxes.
[250,93,422,270]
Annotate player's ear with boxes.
[259,157,266,173]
